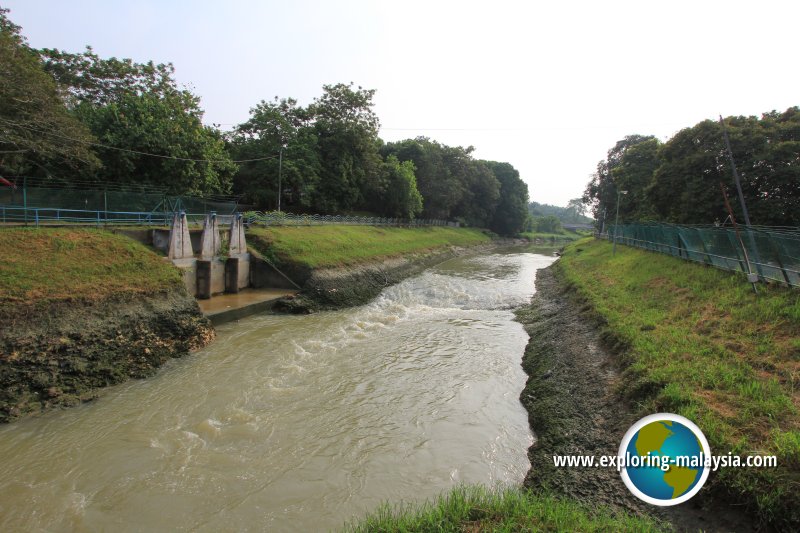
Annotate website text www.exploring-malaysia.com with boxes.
[553,452,777,472]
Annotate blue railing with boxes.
[0,205,458,229]
[0,205,201,226]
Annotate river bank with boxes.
[0,226,497,422]
[0,228,214,422]
[0,243,569,531]
[247,225,495,311]
[516,238,799,531]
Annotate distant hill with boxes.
[529,201,593,225]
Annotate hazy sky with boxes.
[4,0,799,207]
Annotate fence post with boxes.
[693,229,713,265]
[765,233,792,285]
[724,230,748,274]
[23,176,28,226]
[35,208,39,227]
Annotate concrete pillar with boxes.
[225,257,240,294]
[168,211,194,259]
[229,213,247,256]
[196,260,212,299]
[199,212,221,260]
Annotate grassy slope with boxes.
[248,226,491,269]
[345,485,665,532]
[0,228,181,309]
[557,238,800,526]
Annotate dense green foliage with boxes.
[345,485,666,532]
[584,110,800,228]
[520,228,586,242]
[529,198,592,224]
[0,9,99,178]
[380,138,529,233]
[529,214,562,233]
[39,46,236,194]
[228,97,320,209]
[247,226,490,269]
[0,9,529,234]
[559,238,800,528]
[232,96,529,233]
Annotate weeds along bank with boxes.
[0,228,213,423]
[345,485,665,532]
[550,238,799,528]
[247,226,493,311]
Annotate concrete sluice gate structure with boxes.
[164,212,251,299]
[106,213,296,324]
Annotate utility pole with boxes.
[719,116,752,227]
[277,145,283,213]
[719,115,762,284]
[600,207,607,236]
[612,189,627,256]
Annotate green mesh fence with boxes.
[607,223,800,287]
[0,184,241,216]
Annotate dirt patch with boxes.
[516,265,761,532]
[0,289,214,423]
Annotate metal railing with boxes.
[0,205,458,229]
[602,222,800,287]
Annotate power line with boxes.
[0,118,280,164]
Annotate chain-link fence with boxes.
[605,223,800,287]
[244,211,457,228]
[0,181,242,217]
[0,183,457,229]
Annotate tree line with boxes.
[0,9,529,235]
[584,109,800,228]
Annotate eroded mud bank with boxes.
[516,265,758,532]
[0,290,213,423]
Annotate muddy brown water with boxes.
[0,247,558,532]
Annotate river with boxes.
[0,246,557,532]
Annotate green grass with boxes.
[247,226,491,269]
[557,238,800,527]
[0,228,182,309]
[344,485,666,532]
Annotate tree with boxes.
[565,198,586,220]
[229,97,319,209]
[75,91,235,194]
[528,201,592,224]
[613,138,661,221]
[583,135,656,228]
[310,83,382,212]
[40,45,235,194]
[368,155,423,219]
[451,158,500,227]
[40,46,177,107]
[585,109,800,227]
[486,161,529,236]
[533,215,562,233]
[0,8,99,179]
[753,108,800,226]
[381,137,466,219]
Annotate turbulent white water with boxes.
[0,247,557,532]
